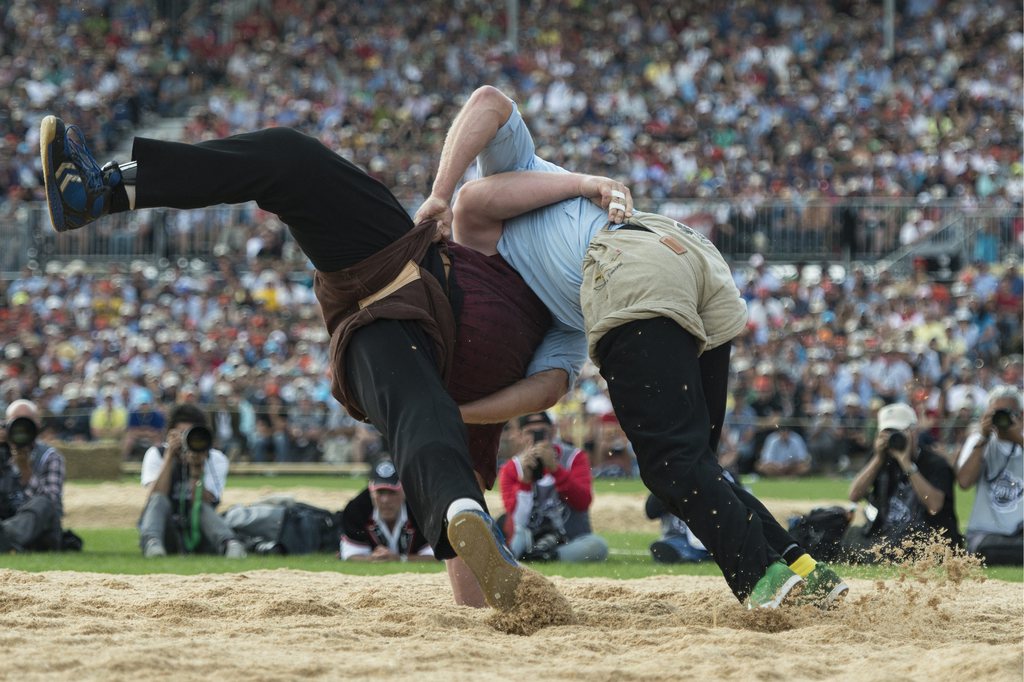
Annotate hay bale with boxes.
[56,440,123,480]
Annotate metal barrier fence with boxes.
[2,198,1020,277]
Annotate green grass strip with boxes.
[0,528,1018,582]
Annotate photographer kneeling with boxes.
[497,413,608,563]
[843,402,962,562]
[0,400,65,551]
[139,404,246,558]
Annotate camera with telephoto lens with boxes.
[992,409,1014,430]
[183,425,213,452]
[6,417,38,448]
[886,431,908,452]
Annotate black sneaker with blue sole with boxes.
[447,509,523,611]
[39,115,121,233]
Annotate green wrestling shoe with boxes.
[746,561,804,609]
[800,563,849,609]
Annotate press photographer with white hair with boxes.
[0,399,66,551]
[956,386,1023,565]
[843,402,962,562]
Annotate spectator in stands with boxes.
[0,400,65,551]
[956,386,1023,565]
[838,394,872,473]
[868,344,914,405]
[844,403,962,562]
[122,390,165,461]
[806,400,845,475]
[320,405,374,465]
[339,460,434,562]
[746,286,786,345]
[250,395,290,463]
[498,412,608,563]
[588,411,628,472]
[89,387,128,441]
[208,383,246,462]
[287,392,327,462]
[746,372,783,473]
[138,403,247,558]
[756,425,812,477]
[53,384,93,442]
[721,389,758,477]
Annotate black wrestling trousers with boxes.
[131,127,412,272]
[597,317,786,600]
[345,319,486,559]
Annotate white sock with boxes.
[446,498,484,523]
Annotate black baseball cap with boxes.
[369,460,402,491]
[518,412,552,428]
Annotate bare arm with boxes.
[957,433,988,489]
[459,369,569,425]
[907,467,946,515]
[848,450,885,503]
[455,171,633,230]
[147,450,176,499]
[145,429,183,499]
[414,86,515,238]
[417,85,635,252]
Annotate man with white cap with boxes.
[844,402,962,561]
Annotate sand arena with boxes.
[0,483,1020,681]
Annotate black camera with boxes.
[530,429,546,480]
[992,409,1014,430]
[183,425,213,452]
[886,431,908,452]
[6,417,38,448]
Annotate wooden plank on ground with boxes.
[119,461,371,477]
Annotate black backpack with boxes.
[225,500,342,555]
[787,506,852,562]
[278,503,343,555]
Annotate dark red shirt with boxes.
[445,243,551,488]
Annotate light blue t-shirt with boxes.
[469,103,614,383]
[524,317,585,385]
[478,104,607,336]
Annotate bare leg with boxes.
[446,557,486,607]
[445,469,491,607]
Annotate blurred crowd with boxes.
[0,257,382,463]
[0,255,1019,472]
[2,0,1022,224]
[555,256,1023,477]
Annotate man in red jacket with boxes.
[498,412,608,562]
